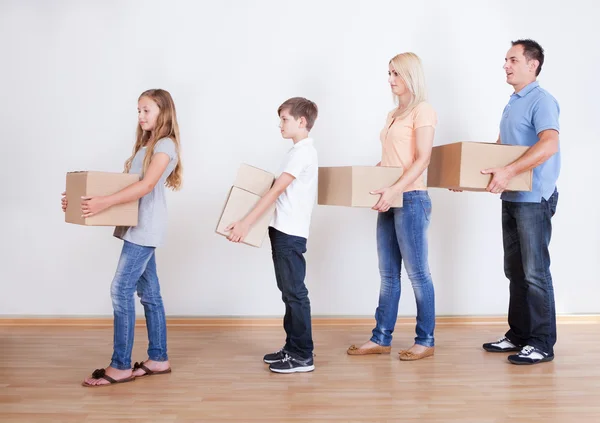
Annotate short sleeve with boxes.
[153,138,177,161]
[532,94,560,135]
[281,149,308,179]
[413,102,438,129]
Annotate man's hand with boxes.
[481,166,516,194]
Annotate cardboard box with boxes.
[65,171,140,226]
[427,142,532,191]
[318,166,404,208]
[216,164,276,248]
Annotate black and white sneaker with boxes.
[508,345,554,365]
[482,337,521,352]
[269,353,315,374]
[263,348,286,364]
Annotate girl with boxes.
[62,89,182,386]
[346,53,437,361]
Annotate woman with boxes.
[347,52,437,361]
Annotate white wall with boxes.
[1,0,598,317]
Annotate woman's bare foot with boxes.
[357,340,380,350]
[132,359,171,377]
[404,344,429,355]
[82,366,133,386]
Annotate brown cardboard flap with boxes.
[234,164,275,196]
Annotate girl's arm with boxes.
[81,153,170,218]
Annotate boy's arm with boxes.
[80,153,171,218]
[226,172,295,243]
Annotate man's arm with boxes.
[483,129,559,194]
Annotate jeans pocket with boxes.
[420,198,432,222]
[550,192,558,216]
[544,191,558,217]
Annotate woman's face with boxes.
[388,63,408,97]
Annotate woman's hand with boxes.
[371,186,402,212]
[61,192,67,212]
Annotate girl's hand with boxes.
[81,196,111,218]
[61,192,67,212]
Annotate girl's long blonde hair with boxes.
[124,89,183,190]
[389,52,428,119]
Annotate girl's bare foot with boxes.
[82,366,133,386]
[132,359,171,377]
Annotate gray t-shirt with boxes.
[113,138,178,247]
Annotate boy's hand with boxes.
[61,191,67,212]
[370,186,401,212]
[225,220,250,243]
[81,196,111,218]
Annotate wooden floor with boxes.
[1,323,600,422]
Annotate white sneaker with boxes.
[482,336,520,352]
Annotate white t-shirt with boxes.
[271,138,318,239]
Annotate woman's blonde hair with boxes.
[124,89,182,190]
[389,52,428,118]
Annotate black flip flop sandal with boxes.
[81,368,135,387]
[132,361,172,379]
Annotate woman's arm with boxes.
[371,126,434,212]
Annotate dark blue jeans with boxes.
[269,227,313,360]
[502,189,558,355]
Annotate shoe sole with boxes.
[269,365,315,374]
[263,359,282,364]
[483,346,521,353]
[508,355,554,365]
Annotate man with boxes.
[481,39,561,365]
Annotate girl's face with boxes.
[138,96,160,132]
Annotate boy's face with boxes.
[278,109,304,139]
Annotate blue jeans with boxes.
[503,189,558,355]
[110,240,168,370]
[269,227,313,360]
[371,190,436,347]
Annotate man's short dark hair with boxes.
[512,39,545,76]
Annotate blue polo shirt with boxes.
[499,81,561,203]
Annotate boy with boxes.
[226,97,319,373]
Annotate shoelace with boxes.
[281,354,293,363]
[521,345,535,355]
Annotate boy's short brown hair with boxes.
[277,97,318,131]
